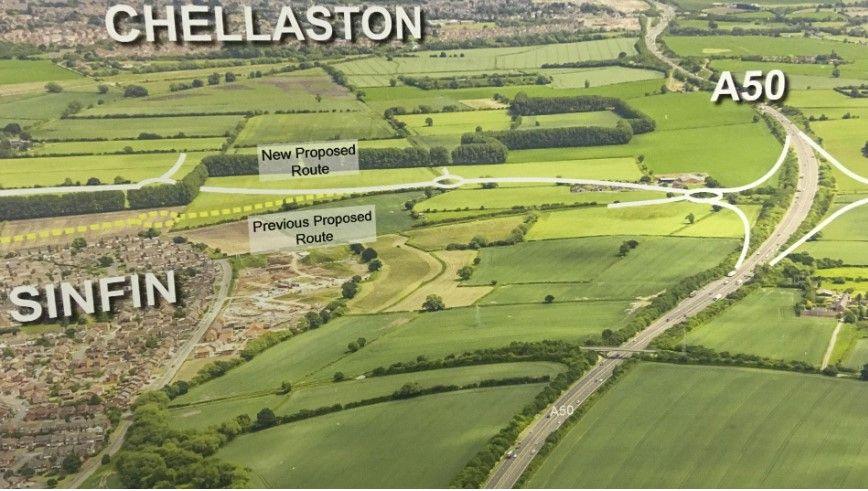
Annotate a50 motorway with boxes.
[484,5,821,488]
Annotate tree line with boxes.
[0,190,125,221]
[127,162,208,209]
[473,121,633,150]
[399,73,551,90]
[509,93,656,134]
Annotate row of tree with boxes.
[0,190,125,221]
[399,73,550,90]
[127,163,208,209]
[475,120,634,150]
[509,93,656,134]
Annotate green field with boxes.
[0,88,120,122]
[665,36,867,64]
[526,202,759,240]
[450,157,642,181]
[307,301,628,382]
[0,152,204,188]
[32,115,241,140]
[335,38,639,87]
[471,236,737,302]
[398,109,621,147]
[82,68,360,116]
[361,78,664,115]
[169,361,563,430]
[544,66,663,89]
[234,111,394,146]
[217,385,543,487]
[799,204,868,264]
[405,215,526,250]
[0,60,80,85]
[174,300,620,403]
[683,288,836,364]
[415,187,666,212]
[527,363,868,488]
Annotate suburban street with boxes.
[483,6,822,488]
[68,259,232,488]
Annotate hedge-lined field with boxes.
[31,115,242,140]
[527,363,868,487]
[169,361,563,431]
[217,385,545,487]
[472,236,737,302]
[336,38,639,86]
[683,288,836,364]
[0,152,206,188]
[0,60,81,85]
[235,110,395,146]
[82,68,360,116]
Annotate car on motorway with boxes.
[713,294,723,301]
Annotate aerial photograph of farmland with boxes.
[0,0,865,489]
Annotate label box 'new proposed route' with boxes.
[258,140,359,181]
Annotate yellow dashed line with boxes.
[0,192,345,245]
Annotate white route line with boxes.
[200,137,793,270]
[768,131,868,266]
[770,196,868,266]
[0,153,187,197]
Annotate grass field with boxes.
[335,38,639,86]
[469,235,734,286]
[405,215,526,250]
[398,109,620,147]
[798,204,868,264]
[82,68,360,116]
[683,288,836,364]
[544,66,663,89]
[361,78,664,115]
[32,114,241,140]
[0,60,80,85]
[665,35,867,63]
[415,188,666,212]
[386,250,493,311]
[843,338,868,370]
[29,137,226,155]
[217,385,544,487]
[317,301,627,380]
[448,157,643,181]
[173,312,416,404]
[169,361,562,430]
[0,88,121,122]
[526,202,760,240]
[348,235,440,313]
[234,111,395,146]
[815,266,868,296]
[527,363,868,488]
[0,152,205,188]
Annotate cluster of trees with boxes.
[618,239,639,257]
[123,85,149,98]
[349,242,381,272]
[509,93,655,134]
[446,213,537,250]
[421,294,445,312]
[0,190,125,221]
[112,392,248,488]
[476,121,633,150]
[127,163,208,209]
[399,72,551,90]
[451,134,508,164]
[541,55,663,73]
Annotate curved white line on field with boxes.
[770,197,868,266]
[704,200,752,269]
[797,130,868,185]
[201,175,692,196]
[0,153,187,197]
[607,195,687,209]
